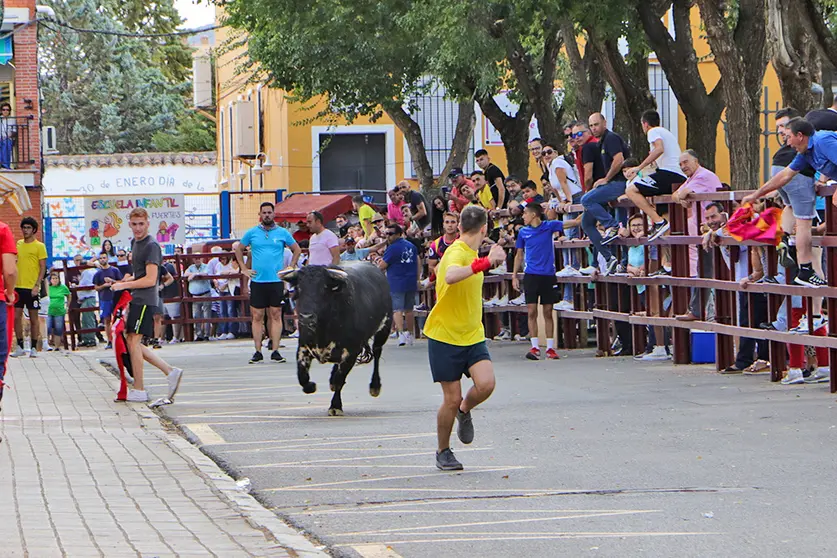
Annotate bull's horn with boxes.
[327,268,349,279]
[278,268,298,281]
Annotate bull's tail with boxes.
[356,343,374,365]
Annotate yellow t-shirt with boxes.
[477,186,494,209]
[358,204,376,238]
[16,239,47,290]
[423,240,485,346]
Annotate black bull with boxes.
[279,264,393,415]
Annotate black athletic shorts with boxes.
[633,169,684,197]
[126,303,155,337]
[428,338,491,383]
[249,281,285,309]
[14,287,40,311]
[523,273,559,305]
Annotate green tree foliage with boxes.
[40,0,192,154]
[105,0,194,84]
[151,112,216,152]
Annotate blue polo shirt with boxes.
[789,131,837,179]
[240,224,296,283]
[515,220,564,276]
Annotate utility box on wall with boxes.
[233,100,256,159]
[192,56,213,108]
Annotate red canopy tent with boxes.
[273,194,354,224]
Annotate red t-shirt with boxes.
[293,230,312,243]
[0,221,18,302]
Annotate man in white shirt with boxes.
[623,109,686,242]
[306,211,340,266]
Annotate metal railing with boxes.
[0,115,33,170]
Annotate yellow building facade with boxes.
[214,6,785,196]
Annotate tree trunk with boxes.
[500,20,565,145]
[385,105,435,191]
[588,32,656,160]
[636,0,725,171]
[477,95,533,179]
[768,0,820,112]
[437,101,476,185]
[696,0,767,190]
[562,22,606,119]
[823,58,834,108]
[801,0,837,70]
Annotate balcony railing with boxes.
[0,115,33,170]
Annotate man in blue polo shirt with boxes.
[511,203,563,361]
[743,117,830,287]
[235,202,301,364]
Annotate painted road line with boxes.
[332,531,721,547]
[351,544,404,558]
[295,508,650,515]
[184,423,226,445]
[330,510,658,537]
[242,447,492,468]
[222,433,436,452]
[265,466,527,491]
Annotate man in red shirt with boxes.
[0,219,18,407]
[292,220,312,243]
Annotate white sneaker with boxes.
[640,346,671,361]
[168,338,179,344]
[10,347,26,358]
[389,331,398,339]
[556,266,583,278]
[509,294,526,306]
[489,261,508,275]
[404,331,414,346]
[494,295,509,307]
[126,389,149,402]
[262,338,270,348]
[804,367,830,384]
[167,368,184,400]
[781,368,805,385]
[494,329,512,341]
[398,332,407,346]
[513,334,524,341]
[579,266,597,276]
[483,296,499,307]
[554,300,574,311]
[226,333,236,340]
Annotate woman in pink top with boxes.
[387,189,406,226]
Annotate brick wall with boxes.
[4,0,43,242]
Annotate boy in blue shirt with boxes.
[512,203,563,361]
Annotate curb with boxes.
[90,356,331,558]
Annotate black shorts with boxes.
[523,273,559,305]
[14,288,40,311]
[250,281,285,309]
[632,169,684,197]
[428,338,491,383]
[126,303,155,337]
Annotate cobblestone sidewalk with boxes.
[0,351,327,557]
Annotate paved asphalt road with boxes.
[94,337,837,558]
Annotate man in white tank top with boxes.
[623,109,686,242]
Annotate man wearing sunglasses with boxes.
[571,122,604,192]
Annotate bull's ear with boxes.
[278,269,299,285]
[326,268,348,291]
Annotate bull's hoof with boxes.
[369,385,381,397]
[302,382,317,394]
[328,408,344,416]
[329,383,336,392]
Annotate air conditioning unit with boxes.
[42,126,58,154]
[233,100,256,159]
[192,55,213,109]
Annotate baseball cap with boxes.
[448,167,464,178]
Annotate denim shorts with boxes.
[47,315,65,336]
[391,291,417,312]
[773,166,816,219]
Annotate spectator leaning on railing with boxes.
[742,117,830,287]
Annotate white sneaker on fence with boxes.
[556,266,583,278]
[553,300,574,311]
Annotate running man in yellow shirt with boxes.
[423,205,506,470]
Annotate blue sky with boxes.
[174,0,215,29]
